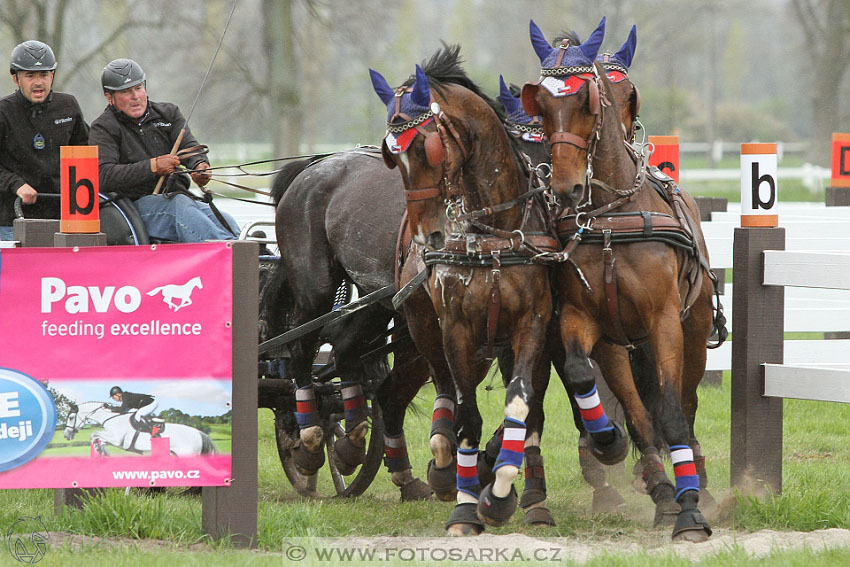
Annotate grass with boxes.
[2,371,850,565]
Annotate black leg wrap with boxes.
[446,502,485,535]
[519,446,546,508]
[672,492,712,542]
[476,429,501,487]
[427,457,458,502]
[293,443,325,476]
[588,420,629,466]
[477,483,518,527]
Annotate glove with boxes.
[150,154,181,176]
[190,161,212,187]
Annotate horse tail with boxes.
[259,259,293,350]
[147,286,163,297]
[200,432,218,455]
[270,156,323,206]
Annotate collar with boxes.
[16,89,53,110]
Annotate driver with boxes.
[0,40,90,240]
[109,385,162,436]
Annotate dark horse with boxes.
[265,148,440,500]
[522,18,719,541]
[370,46,628,534]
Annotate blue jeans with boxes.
[133,194,239,243]
[0,226,13,241]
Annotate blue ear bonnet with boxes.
[530,17,605,73]
[370,65,431,126]
[498,76,536,125]
[597,25,636,71]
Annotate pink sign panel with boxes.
[0,243,233,488]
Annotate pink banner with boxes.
[0,243,233,487]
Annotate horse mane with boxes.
[408,43,526,167]
[552,30,582,47]
[405,42,508,126]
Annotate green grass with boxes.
[2,370,850,566]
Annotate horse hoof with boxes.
[427,458,458,502]
[446,502,484,535]
[672,508,712,542]
[592,485,627,515]
[654,499,681,528]
[400,478,434,501]
[523,504,556,527]
[477,483,518,527]
[293,443,325,476]
[332,426,367,476]
[588,421,629,466]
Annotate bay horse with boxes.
[370,45,628,534]
[522,18,720,542]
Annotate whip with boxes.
[154,0,239,194]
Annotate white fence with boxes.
[704,202,850,374]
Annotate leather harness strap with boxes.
[487,250,502,359]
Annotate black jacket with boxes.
[88,100,207,201]
[117,391,155,413]
[0,90,90,225]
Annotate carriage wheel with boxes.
[273,386,384,498]
[326,389,384,498]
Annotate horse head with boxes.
[63,403,81,440]
[522,17,606,211]
[372,47,521,250]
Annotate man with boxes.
[88,58,239,242]
[109,385,163,437]
[0,40,89,240]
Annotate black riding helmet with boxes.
[109,386,123,397]
[101,58,146,92]
[9,40,57,75]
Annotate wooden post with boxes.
[14,219,60,247]
[202,240,258,548]
[730,227,785,495]
[52,231,104,513]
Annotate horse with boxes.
[265,149,441,501]
[147,276,203,312]
[370,44,629,535]
[521,18,720,542]
[63,401,217,456]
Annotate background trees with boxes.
[0,0,846,166]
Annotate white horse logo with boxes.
[63,402,218,457]
[147,276,203,312]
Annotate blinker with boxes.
[424,132,444,167]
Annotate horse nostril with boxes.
[569,184,584,206]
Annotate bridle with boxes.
[382,87,469,206]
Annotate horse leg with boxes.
[650,311,712,542]
[90,432,109,456]
[442,326,488,536]
[519,354,557,527]
[681,278,717,515]
[560,308,629,468]
[402,289,459,501]
[376,335,434,501]
[478,309,550,528]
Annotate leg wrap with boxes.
[520,445,547,508]
[340,381,367,431]
[456,447,481,499]
[430,394,456,448]
[670,445,700,501]
[574,385,613,434]
[295,386,319,428]
[383,431,411,473]
[493,418,525,472]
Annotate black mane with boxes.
[402,42,508,125]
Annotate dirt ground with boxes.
[45,527,850,562]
